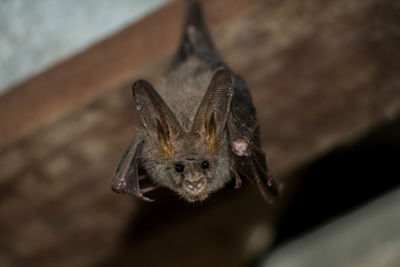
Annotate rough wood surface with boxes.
[0,0,265,151]
[0,0,399,266]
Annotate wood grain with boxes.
[0,0,265,151]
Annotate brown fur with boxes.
[136,57,231,202]
[112,0,279,203]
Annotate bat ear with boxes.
[191,69,233,151]
[132,80,182,156]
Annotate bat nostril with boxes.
[183,178,206,194]
[195,179,206,189]
[185,174,203,184]
[187,183,194,190]
[185,179,200,187]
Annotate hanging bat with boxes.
[112,0,280,202]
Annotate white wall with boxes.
[0,0,169,95]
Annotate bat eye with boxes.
[201,160,209,170]
[175,163,184,173]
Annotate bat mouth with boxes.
[182,178,207,199]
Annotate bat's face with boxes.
[147,132,230,202]
[172,157,212,202]
[170,140,214,201]
[131,69,233,202]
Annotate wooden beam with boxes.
[0,0,265,151]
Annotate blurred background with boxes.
[0,0,399,266]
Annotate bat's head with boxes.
[156,130,231,202]
[133,69,233,202]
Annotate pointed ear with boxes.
[191,69,233,151]
[132,80,182,157]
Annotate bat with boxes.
[112,0,280,202]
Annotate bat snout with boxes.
[182,177,207,195]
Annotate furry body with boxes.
[112,0,279,202]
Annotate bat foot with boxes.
[187,25,199,47]
[140,185,160,193]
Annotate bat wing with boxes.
[116,0,279,202]
[228,75,280,202]
[112,140,156,201]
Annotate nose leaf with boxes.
[185,179,201,189]
[184,169,202,184]
[183,178,206,194]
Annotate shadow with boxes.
[273,118,400,247]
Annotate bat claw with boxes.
[231,167,242,189]
[234,177,242,189]
[141,185,160,193]
[139,194,156,202]
[265,171,273,187]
